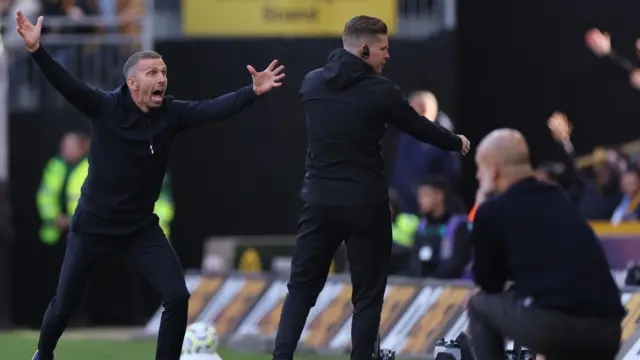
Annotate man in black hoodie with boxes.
[16,10,285,360]
[272,15,470,360]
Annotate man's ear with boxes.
[126,77,136,90]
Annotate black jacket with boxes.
[31,45,258,235]
[472,177,626,319]
[298,49,462,206]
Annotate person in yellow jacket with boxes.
[37,136,174,244]
[36,132,90,245]
[389,189,420,276]
[154,173,175,240]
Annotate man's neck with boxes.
[498,168,534,193]
[130,90,150,113]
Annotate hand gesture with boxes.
[547,111,572,143]
[247,60,285,96]
[458,135,471,155]
[585,28,611,57]
[16,10,43,53]
[631,69,640,90]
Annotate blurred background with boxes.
[2,0,640,359]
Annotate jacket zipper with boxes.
[145,118,155,155]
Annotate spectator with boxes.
[118,0,144,35]
[389,189,420,276]
[35,131,90,323]
[412,177,471,279]
[389,90,461,214]
[538,112,585,203]
[611,166,640,224]
[580,149,623,220]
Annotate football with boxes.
[181,322,219,355]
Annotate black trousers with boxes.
[273,203,392,360]
[37,225,190,360]
[468,291,622,360]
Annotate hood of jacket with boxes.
[322,48,375,90]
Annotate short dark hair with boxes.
[342,15,388,45]
[123,50,163,78]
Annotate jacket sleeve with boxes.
[383,84,462,151]
[173,85,258,131]
[471,202,507,293]
[31,45,114,119]
[556,141,585,204]
[432,222,472,279]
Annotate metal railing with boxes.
[397,0,457,38]
[2,1,155,113]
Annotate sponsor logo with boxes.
[401,287,470,354]
[381,286,443,351]
[622,293,640,341]
[187,276,224,324]
[235,280,288,337]
[197,276,268,338]
[301,283,353,348]
[328,285,419,351]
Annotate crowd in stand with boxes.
[388,92,640,280]
[0,0,143,35]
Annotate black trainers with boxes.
[520,349,536,360]
[379,348,396,360]
[32,351,54,360]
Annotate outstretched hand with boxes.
[458,135,471,155]
[247,60,285,96]
[16,10,43,53]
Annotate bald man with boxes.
[468,129,624,360]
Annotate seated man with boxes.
[469,129,625,360]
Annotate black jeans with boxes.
[468,291,622,360]
[273,203,392,360]
[37,226,190,360]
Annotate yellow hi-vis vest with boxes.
[154,174,174,240]
[36,157,89,245]
[391,213,420,247]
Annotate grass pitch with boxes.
[0,330,344,360]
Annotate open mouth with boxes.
[152,89,165,101]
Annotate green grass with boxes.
[0,331,344,360]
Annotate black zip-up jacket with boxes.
[299,49,462,206]
[31,45,258,235]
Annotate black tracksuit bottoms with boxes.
[37,225,190,360]
[273,202,392,360]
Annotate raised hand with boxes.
[547,111,572,143]
[16,10,43,53]
[247,60,285,96]
[585,28,611,57]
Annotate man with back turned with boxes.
[469,129,625,360]
[16,10,285,360]
[272,15,470,360]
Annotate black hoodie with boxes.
[31,45,258,235]
[299,49,462,206]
